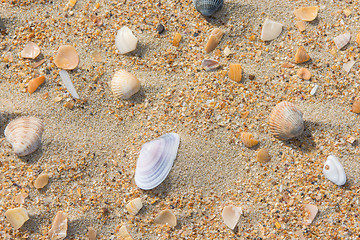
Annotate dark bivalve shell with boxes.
[193,0,223,17]
[269,101,304,140]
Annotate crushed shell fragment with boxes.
[54,45,79,70]
[303,204,318,225]
[126,198,143,215]
[27,76,45,93]
[34,173,49,189]
[352,98,360,113]
[154,209,177,227]
[228,63,242,82]
[295,46,310,63]
[48,211,68,240]
[172,32,182,47]
[257,148,271,163]
[261,18,283,41]
[5,207,29,230]
[221,205,242,230]
[205,28,224,53]
[297,68,311,80]
[20,41,41,59]
[333,33,350,50]
[119,225,134,240]
[240,132,258,148]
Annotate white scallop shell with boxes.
[115,26,138,54]
[221,205,242,230]
[134,133,180,190]
[261,18,283,41]
[334,33,350,50]
[4,117,44,156]
[323,155,346,186]
[111,70,140,99]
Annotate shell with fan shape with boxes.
[111,70,140,99]
[193,0,223,16]
[5,116,44,156]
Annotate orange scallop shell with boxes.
[228,63,242,82]
[257,148,271,163]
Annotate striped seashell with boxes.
[205,28,224,53]
[228,63,242,82]
[126,198,143,215]
[135,133,180,190]
[115,26,138,54]
[240,132,258,148]
[323,155,346,186]
[334,32,350,50]
[5,117,44,156]
[193,0,223,16]
[111,70,140,99]
[269,101,304,140]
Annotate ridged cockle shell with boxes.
[111,70,140,100]
[5,116,44,156]
[323,155,346,186]
[134,133,180,190]
[269,101,304,140]
[115,26,138,54]
[193,0,223,17]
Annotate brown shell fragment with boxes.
[297,68,311,80]
[240,132,258,148]
[5,207,29,230]
[27,76,45,93]
[205,28,224,53]
[257,148,271,163]
[351,98,360,113]
[54,45,79,70]
[294,6,319,21]
[228,63,242,82]
[34,173,49,189]
[295,46,310,64]
[118,225,133,240]
[20,41,41,59]
[154,209,177,227]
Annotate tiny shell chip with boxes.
[5,207,29,230]
[34,173,49,189]
[343,60,355,73]
[5,116,44,156]
[154,209,177,227]
[205,28,224,53]
[228,63,242,82]
[48,211,68,240]
[303,204,318,225]
[297,68,311,80]
[323,155,346,186]
[115,26,138,54]
[27,75,45,93]
[295,46,310,64]
[119,225,133,240]
[356,32,360,45]
[257,148,271,163]
[54,45,79,70]
[126,198,143,215]
[14,192,28,204]
[202,59,220,71]
[334,33,350,50]
[221,205,242,230]
[111,70,140,99]
[261,18,283,41]
[296,21,306,32]
[172,32,182,47]
[20,42,41,59]
[294,6,319,21]
[87,227,96,240]
[352,97,360,113]
[240,132,258,148]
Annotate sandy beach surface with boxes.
[0,0,360,239]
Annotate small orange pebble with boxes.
[172,33,182,47]
[297,68,311,80]
[275,222,281,229]
[351,97,360,113]
[228,63,242,82]
[240,132,258,148]
[257,148,271,163]
[27,76,45,93]
[296,21,306,32]
[356,32,360,45]
[295,46,310,64]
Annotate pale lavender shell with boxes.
[334,33,350,50]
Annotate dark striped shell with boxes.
[193,0,223,16]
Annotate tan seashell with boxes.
[303,204,318,225]
[295,46,310,64]
[87,227,96,240]
[154,209,177,227]
[205,28,224,53]
[297,68,311,80]
[5,207,29,230]
[34,173,49,189]
[14,192,28,204]
[5,116,44,156]
[126,198,143,215]
[257,148,271,163]
[240,132,258,148]
[356,32,360,45]
[296,21,306,32]
[20,41,41,59]
[269,101,304,140]
[228,63,242,82]
[48,211,68,240]
[111,70,141,99]
[54,45,79,70]
[172,32,182,47]
[351,97,360,113]
[333,33,350,50]
[294,6,319,21]
[118,225,134,240]
[221,205,242,230]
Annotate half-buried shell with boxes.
[111,70,140,99]
[5,116,44,156]
[193,0,223,17]
[323,155,346,186]
[134,133,180,190]
[269,101,304,140]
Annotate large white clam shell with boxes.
[115,26,138,54]
[4,116,44,156]
[134,133,180,190]
[261,18,283,41]
[111,70,140,99]
[323,155,346,186]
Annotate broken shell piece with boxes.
[228,63,242,82]
[269,101,304,140]
[303,204,318,225]
[154,209,177,227]
[111,70,141,100]
[115,26,138,54]
[202,59,220,71]
[20,42,40,59]
[297,68,311,80]
[257,148,271,163]
[261,18,283,41]
[59,70,80,99]
[296,21,306,32]
[119,225,133,240]
[352,97,360,113]
[294,6,319,21]
[194,0,223,16]
[221,205,242,230]
[126,198,143,215]
[5,207,29,230]
[172,32,182,47]
[343,60,355,73]
[323,155,346,186]
[87,227,96,240]
[356,32,360,45]
[334,33,350,50]
[48,211,68,240]
[27,75,45,93]
[205,28,224,53]
[5,116,44,156]
[54,45,79,70]
[14,192,28,204]
[34,173,49,189]
[295,46,310,64]
[240,132,258,148]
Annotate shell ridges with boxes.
[193,0,223,16]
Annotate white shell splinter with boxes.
[323,155,346,186]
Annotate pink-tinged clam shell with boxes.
[221,205,242,230]
[134,133,180,190]
[54,45,79,70]
[334,33,351,50]
[20,42,41,59]
[201,59,220,71]
[303,204,318,225]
